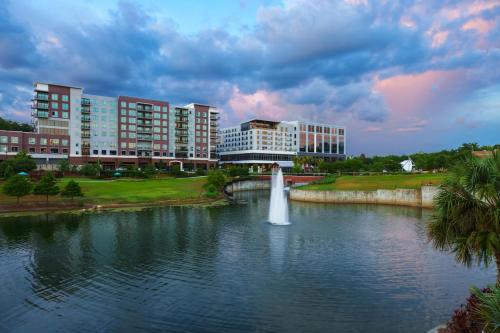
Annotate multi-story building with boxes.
[217,119,346,170]
[0,82,219,170]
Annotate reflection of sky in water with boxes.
[0,191,495,333]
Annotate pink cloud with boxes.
[374,70,465,117]
[228,86,303,121]
[462,18,496,34]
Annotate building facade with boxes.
[0,82,219,170]
[217,119,346,169]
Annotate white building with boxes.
[217,119,346,169]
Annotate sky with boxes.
[0,0,499,155]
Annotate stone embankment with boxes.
[290,185,439,208]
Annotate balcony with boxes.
[81,115,91,122]
[81,132,90,138]
[81,124,90,130]
[34,93,49,101]
[81,98,91,105]
[137,135,152,140]
[81,142,91,148]
[175,117,188,124]
[175,139,188,144]
[81,106,90,114]
[32,101,49,110]
[33,110,49,118]
[137,104,152,112]
[137,112,153,119]
[137,128,152,133]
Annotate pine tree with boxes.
[33,172,60,204]
[2,175,33,204]
[61,180,84,201]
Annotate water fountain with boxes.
[268,168,290,225]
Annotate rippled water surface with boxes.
[0,191,495,333]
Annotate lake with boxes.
[0,191,494,332]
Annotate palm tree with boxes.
[428,153,500,286]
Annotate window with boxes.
[121,142,127,148]
[62,112,69,119]
[129,142,136,149]
[40,147,47,153]
[62,139,68,146]
[129,151,135,156]
[40,138,47,145]
[11,146,18,152]
[0,136,7,143]
[129,117,136,124]
[153,127,160,133]
[110,150,116,155]
[154,113,161,119]
[121,109,127,115]
[129,125,136,131]
[52,111,58,117]
[154,105,160,111]
[162,113,167,119]
[51,102,59,109]
[29,147,36,153]
[128,102,136,108]
[50,148,59,154]
[129,132,136,139]
[51,93,58,100]
[29,137,36,144]
[153,144,160,150]
[121,101,126,107]
[121,150,126,155]
[0,145,6,153]
[121,124,127,130]
[50,139,60,145]
[121,117,127,123]
[62,103,69,110]
[11,136,19,144]
[62,148,68,154]
[129,110,136,117]
[62,95,69,102]
[93,150,98,154]
[162,106,167,112]
[101,150,107,155]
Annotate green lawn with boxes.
[299,173,447,191]
[0,176,208,205]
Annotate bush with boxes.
[80,163,100,177]
[207,169,227,190]
[61,180,84,200]
[204,183,219,198]
[0,151,37,178]
[33,172,60,203]
[170,165,188,178]
[195,168,207,176]
[447,287,494,333]
[227,166,249,177]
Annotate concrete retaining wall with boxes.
[290,185,438,208]
[225,180,270,193]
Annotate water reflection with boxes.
[0,191,495,333]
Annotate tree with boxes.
[61,180,84,201]
[58,159,70,176]
[2,175,33,204]
[428,153,500,286]
[33,172,60,204]
[0,117,34,132]
[0,151,37,178]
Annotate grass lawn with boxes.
[299,173,447,191]
[0,176,208,205]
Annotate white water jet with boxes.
[268,168,290,225]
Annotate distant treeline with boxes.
[0,117,34,132]
[312,143,499,173]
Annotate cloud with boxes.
[0,0,499,155]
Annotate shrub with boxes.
[207,169,227,190]
[228,166,249,177]
[0,151,36,178]
[61,180,84,201]
[204,183,219,198]
[195,168,207,176]
[80,163,100,177]
[170,165,188,178]
[447,287,493,333]
[310,175,337,185]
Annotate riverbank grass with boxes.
[0,176,208,205]
[299,173,446,191]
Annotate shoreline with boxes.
[0,196,228,217]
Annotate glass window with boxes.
[121,117,127,123]
[154,105,160,111]
[121,124,127,130]
[154,113,161,119]
[129,125,136,131]
[129,118,136,124]
[11,136,19,144]
[162,106,167,112]
[61,103,69,110]
[62,95,69,102]
[62,139,68,146]
[52,111,58,117]
[129,132,136,139]
[62,112,69,119]
[50,138,59,145]
[128,102,136,109]
[51,93,58,100]
[121,142,127,148]
[121,109,127,115]
[51,102,59,109]
[0,145,6,153]
[29,137,36,144]
[154,127,160,133]
[129,142,136,148]
[40,138,47,145]
[162,113,167,119]
[121,101,126,107]
[129,110,136,117]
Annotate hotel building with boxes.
[0,82,219,170]
[217,119,346,169]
